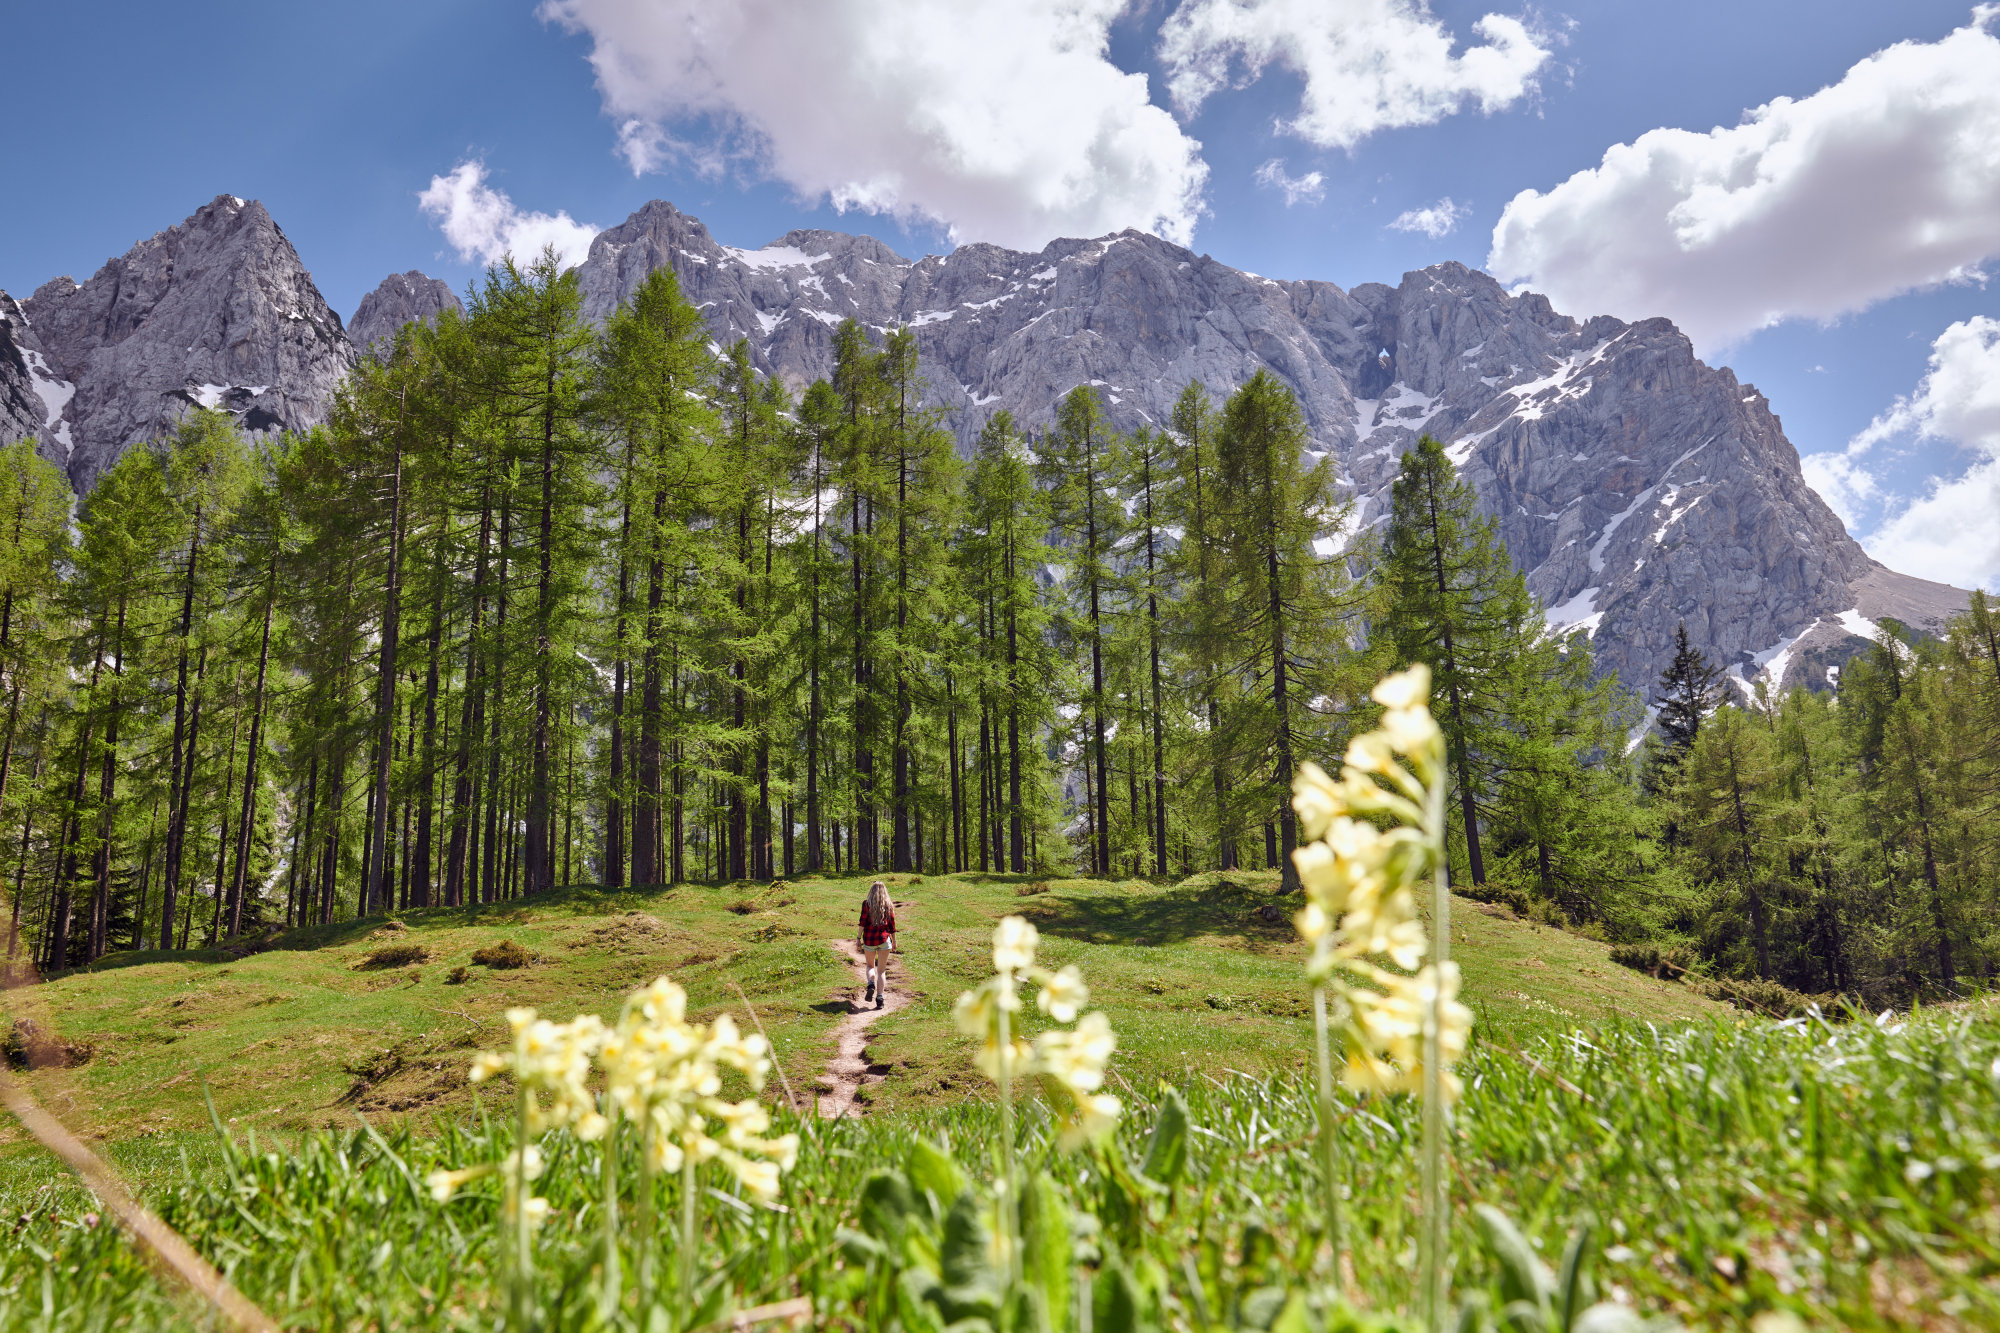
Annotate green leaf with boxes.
[1474,1204,1555,1320]
[909,1138,970,1217]
[859,1169,922,1244]
[835,1225,888,1265]
[1271,1291,1318,1333]
[1092,1261,1145,1333]
[940,1189,1002,1305]
[1554,1218,1595,1331]
[1020,1172,1074,1333]
[1139,1086,1191,1187]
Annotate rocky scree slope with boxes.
[0,195,1967,695]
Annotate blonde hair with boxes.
[863,880,892,928]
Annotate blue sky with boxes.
[4,0,1995,587]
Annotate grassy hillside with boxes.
[5,874,1997,1330]
[5,870,1719,1145]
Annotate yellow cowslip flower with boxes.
[993,916,1038,973]
[1036,965,1089,1022]
[1056,1092,1123,1151]
[1294,900,1332,944]
[1379,704,1441,756]
[501,1144,545,1182]
[1371,663,1432,711]
[596,975,792,1202]
[1292,761,1343,841]
[1031,1011,1116,1094]
[424,1165,491,1202]
[973,1036,1034,1083]
[1344,731,1398,777]
[504,1194,552,1228]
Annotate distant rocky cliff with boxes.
[0,195,1967,696]
[3,195,352,493]
[348,270,462,354]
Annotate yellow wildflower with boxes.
[992,916,1038,973]
[1037,965,1089,1022]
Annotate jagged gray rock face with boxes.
[11,195,353,491]
[0,295,54,464]
[571,205,1966,694]
[0,194,1963,695]
[348,270,462,354]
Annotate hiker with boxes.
[857,880,897,1010]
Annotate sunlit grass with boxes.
[3,1001,1995,1328]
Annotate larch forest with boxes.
[2,252,1995,1009]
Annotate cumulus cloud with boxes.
[1389,197,1466,238]
[537,0,1208,249]
[1489,10,2000,353]
[1253,158,1325,205]
[1158,0,1551,150]
[1803,316,2000,590]
[418,161,600,270]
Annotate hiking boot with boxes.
[875,992,885,1010]
[864,981,875,1001]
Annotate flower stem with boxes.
[1420,776,1451,1332]
[637,1115,656,1314]
[512,1087,532,1332]
[1312,985,1345,1286]
[996,978,1021,1318]
[679,1152,698,1317]
[600,1101,621,1324]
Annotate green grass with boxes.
[20,870,1922,1330]
[4,871,1718,1143]
[1,1003,1995,1329]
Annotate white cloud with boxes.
[1159,0,1551,150]
[418,161,600,270]
[1489,10,2000,353]
[1253,158,1325,206]
[538,0,1208,250]
[1804,316,2000,590]
[1389,197,1466,238]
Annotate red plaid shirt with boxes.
[859,903,896,947]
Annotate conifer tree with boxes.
[1040,386,1121,875]
[1376,434,1532,886]
[1163,382,1238,869]
[1213,371,1351,891]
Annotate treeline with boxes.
[0,250,1988,1002]
[1645,610,2000,1005]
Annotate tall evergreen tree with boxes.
[1213,371,1352,892]
[1375,433,1523,885]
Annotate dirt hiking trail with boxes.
[816,938,910,1119]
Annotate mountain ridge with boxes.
[0,194,1968,696]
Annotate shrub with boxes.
[356,943,428,970]
[446,966,469,985]
[1699,974,1816,1017]
[471,940,532,970]
[1015,881,1050,897]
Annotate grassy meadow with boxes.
[0,871,1994,1330]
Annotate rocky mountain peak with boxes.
[565,203,1967,693]
[0,193,1967,698]
[348,271,462,354]
[12,193,353,490]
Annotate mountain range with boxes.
[0,193,1967,698]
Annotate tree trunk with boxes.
[228,563,277,935]
[1422,466,1486,884]
[444,483,493,906]
[364,420,407,915]
[159,508,204,952]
